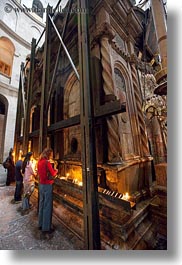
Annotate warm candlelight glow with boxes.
[73,178,78,184]
[18,150,23,160]
[122,192,130,201]
[31,158,37,171]
[66,173,70,178]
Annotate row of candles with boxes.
[16,150,130,202]
[19,151,130,201]
[63,173,130,201]
[65,173,83,186]
[102,189,130,201]
[64,174,130,200]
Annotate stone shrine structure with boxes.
[13,0,167,250]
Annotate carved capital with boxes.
[111,40,130,62]
[130,53,138,64]
[92,22,115,45]
[130,54,153,74]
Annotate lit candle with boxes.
[123,192,130,201]
[125,192,129,200]
[111,191,115,196]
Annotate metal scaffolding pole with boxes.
[46,0,74,113]
[14,62,25,160]
[22,38,36,154]
[49,15,80,80]
[39,7,52,153]
[78,0,101,250]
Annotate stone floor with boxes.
[0,183,84,250]
[0,164,167,251]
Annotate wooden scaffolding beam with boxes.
[22,38,36,154]
[38,6,52,153]
[78,0,101,250]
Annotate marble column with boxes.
[98,24,123,164]
[151,0,167,84]
[130,55,150,157]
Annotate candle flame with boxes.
[123,192,130,201]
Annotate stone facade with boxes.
[13,0,167,249]
[0,0,45,162]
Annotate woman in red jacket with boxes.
[37,148,58,235]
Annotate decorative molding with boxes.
[91,22,115,47]
[11,0,45,27]
[154,67,167,85]
[0,20,31,50]
[130,64,150,156]
[111,40,130,62]
[100,35,123,164]
[0,80,18,97]
[130,53,153,74]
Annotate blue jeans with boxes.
[38,184,53,231]
[22,196,30,210]
[22,183,35,210]
[14,181,23,201]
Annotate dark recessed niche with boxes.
[71,137,78,153]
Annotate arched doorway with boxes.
[0,95,8,162]
[63,71,81,160]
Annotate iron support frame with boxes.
[78,0,101,250]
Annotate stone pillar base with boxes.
[0,165,7,187]
[155,163,167,187]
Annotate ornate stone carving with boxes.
[130,53,153,74]
[130,62,150,156]
[111,38,130,62]
[91,22,115,48]
[141,73,157,98]
[100,35,123,164]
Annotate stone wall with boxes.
[0,0,44,161]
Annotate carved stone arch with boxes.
[63,70,81,160]
[31,25,42,39]
[0,37,15,77]
[113,61,135,160]
[114,61,130,95]
[114,61,131,122]
[64,70,80,119]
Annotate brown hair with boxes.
[21,152,33,174]
[39,148,53,160]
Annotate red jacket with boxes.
[37,158,57,185]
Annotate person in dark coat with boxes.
[12,155,24,203]
[3,148,15,186]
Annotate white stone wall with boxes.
[0,82,18,161]
[0,0,45,162]
[3,93,18,159]
[17,0,69,22]
[0,0,45,44]
[0,28,30,88]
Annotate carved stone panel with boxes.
[114,67,134,160]
[64,74,81,160]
